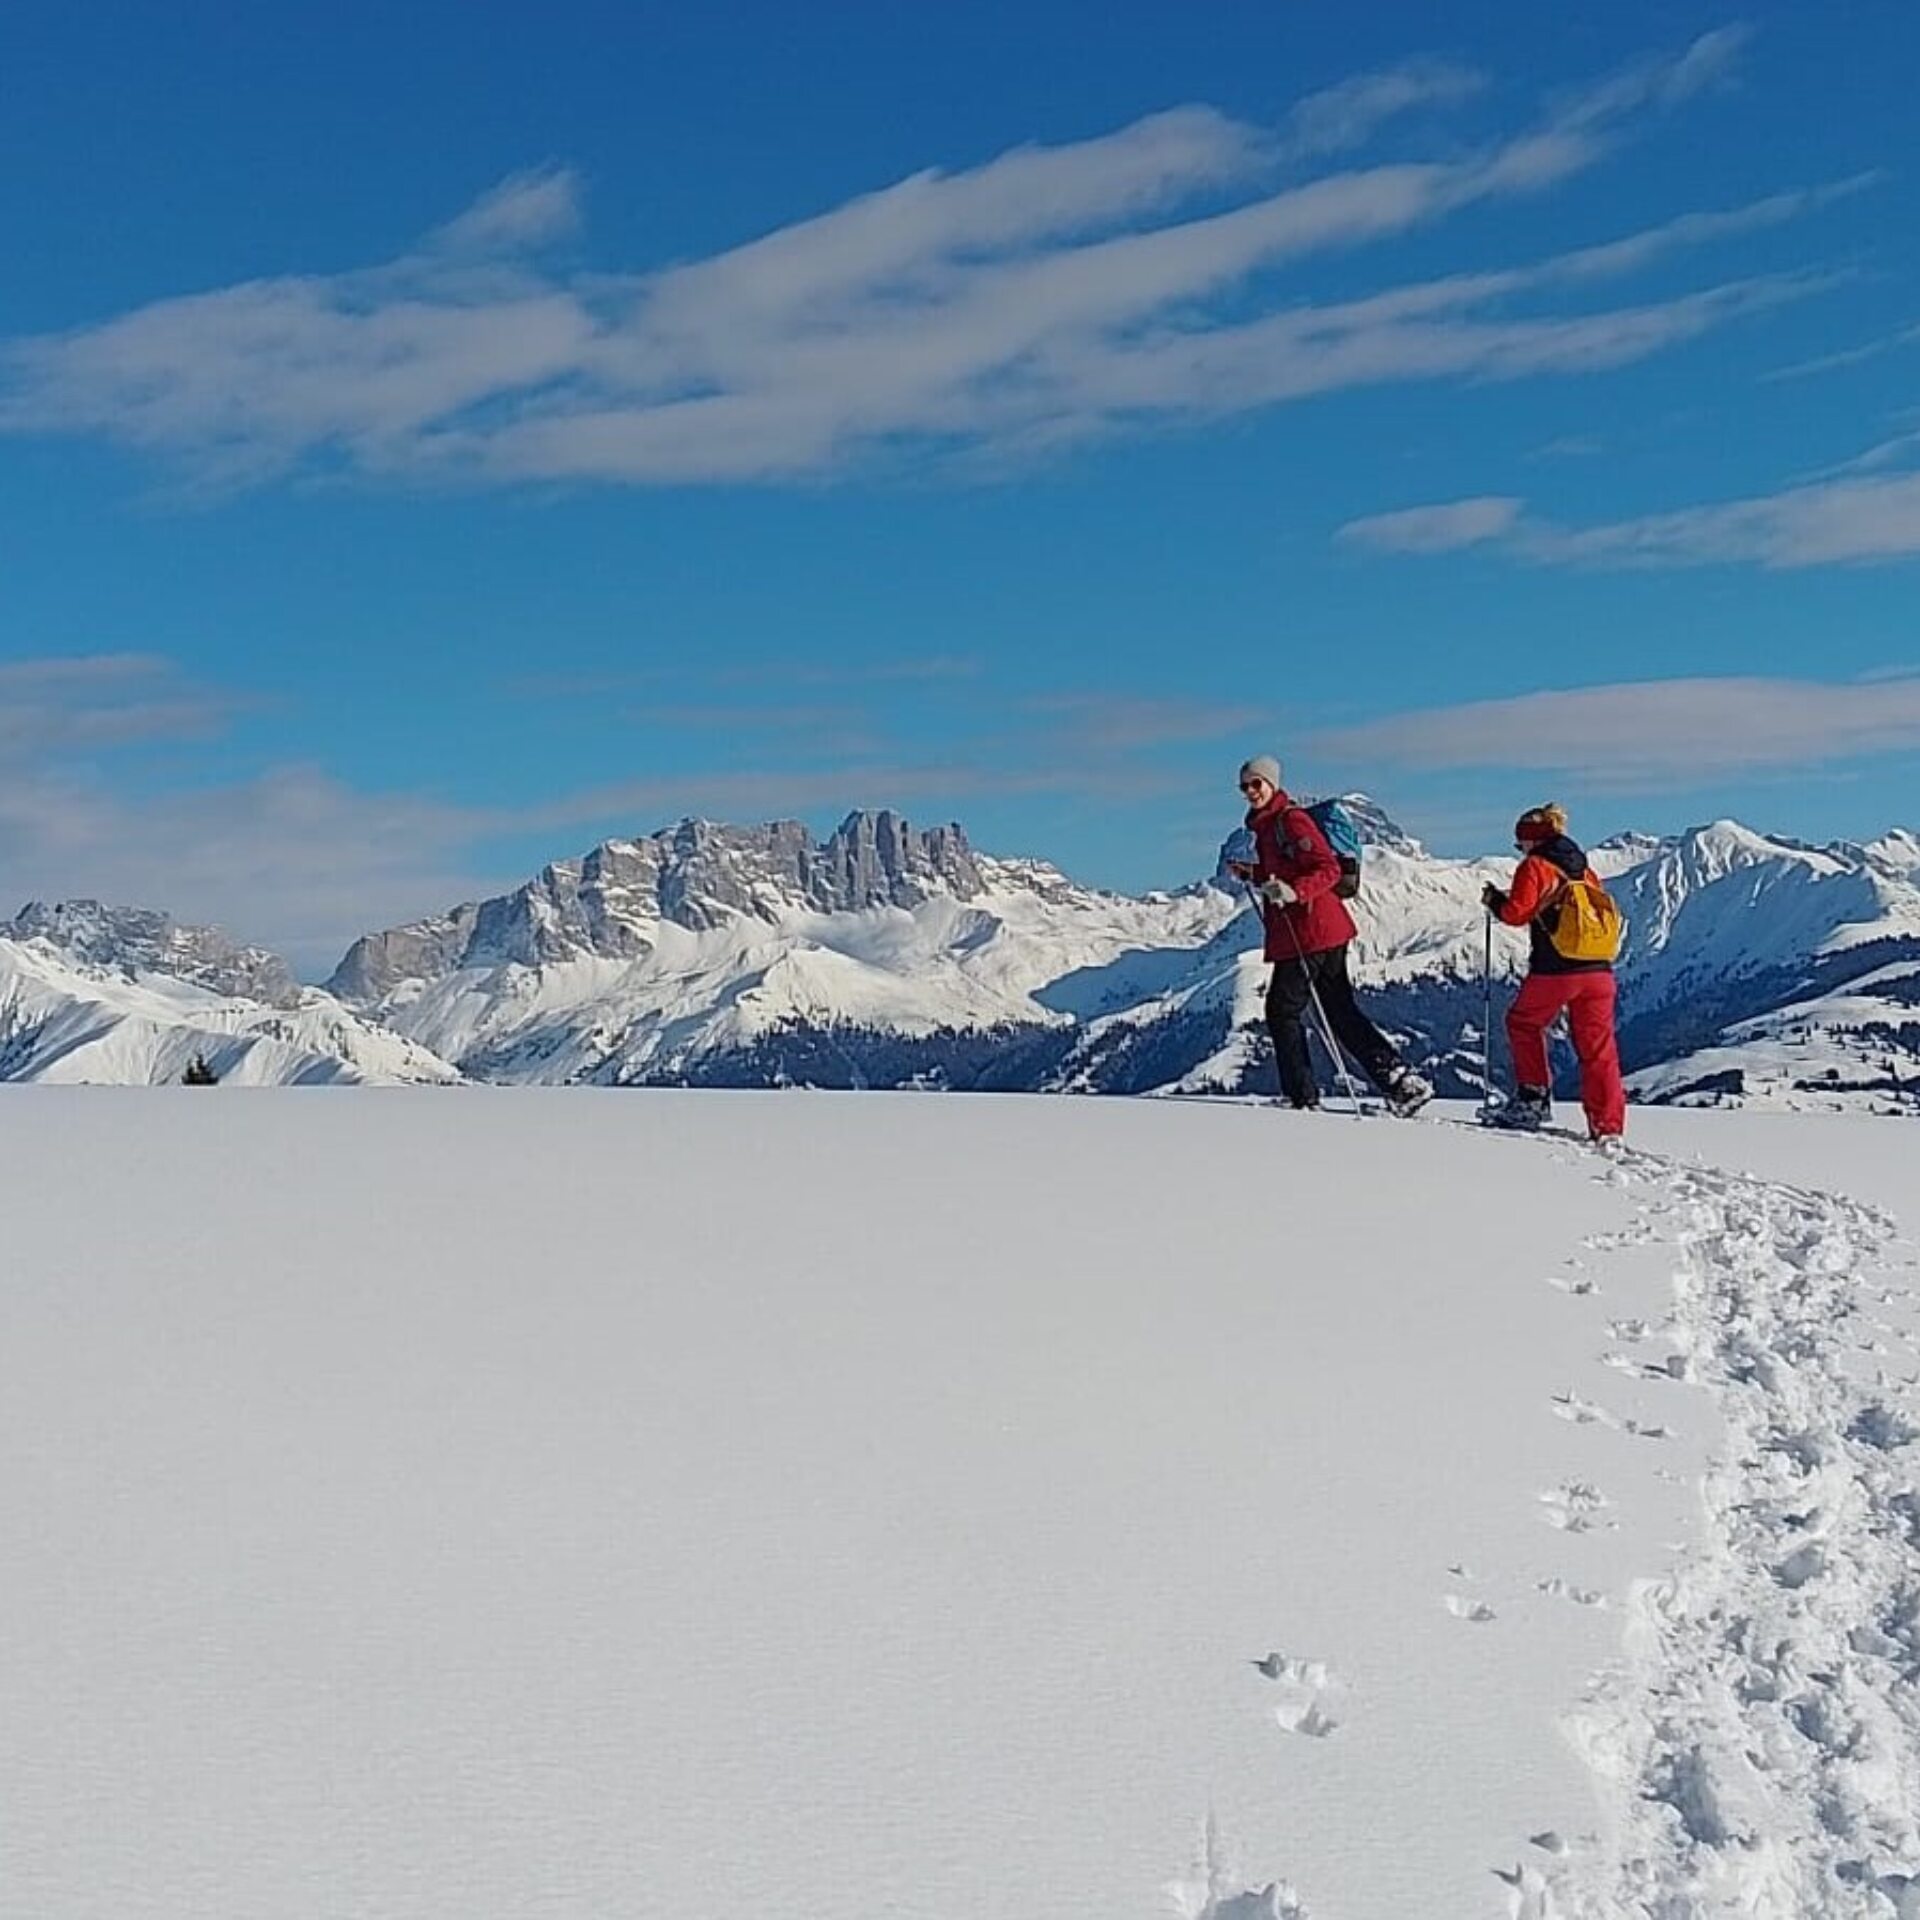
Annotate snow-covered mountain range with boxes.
[0,902,457,1086]
[6,805,1919,1108]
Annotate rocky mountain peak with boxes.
[5,899,302,1008]
[328,810,987,1002]
[1328,793,1423,856]
[811,810,982,911]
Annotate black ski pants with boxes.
[1264,940,1404,1107]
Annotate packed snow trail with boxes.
[1500,1141,1920,1918]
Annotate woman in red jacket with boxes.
[1229,756,1432,1115]
[1482,803,1626,1140]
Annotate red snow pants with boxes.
[1506,970,1626,1138]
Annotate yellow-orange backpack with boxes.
[1542,871,1626,964]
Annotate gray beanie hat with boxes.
[1239,755,1281,788]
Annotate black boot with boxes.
[1485,1086,1552,1131]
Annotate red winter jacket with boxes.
[1248,790,1356,960]
[1494,833,1612,977]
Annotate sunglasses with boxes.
[1239,778,1270,794]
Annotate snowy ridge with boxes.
[0,923,458,1085]
[6,899,302,1007]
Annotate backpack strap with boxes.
[1530,867,1608,923]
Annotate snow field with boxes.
[1,1092,1916,1917]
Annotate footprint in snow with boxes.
[1252,1651,1342,1738]
[1552,1391,1617,1428]
[1537,1577,1608,1608]
[1540,1482,1611,1532]
[1544,1272,1600,1296]
[1604,1348,1692,1383]
[1443,1594,1497,1623]
[1249,1652,1333,1688]
[1272,1695,1340,1738]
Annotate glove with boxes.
[1482,882,1507,912]
[1258,877,1298,905]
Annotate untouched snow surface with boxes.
[4,1094,1919,1917]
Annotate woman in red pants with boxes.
[1482,803,1626,1140]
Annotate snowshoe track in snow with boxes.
[1511,1144,1920,1918]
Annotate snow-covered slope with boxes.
[7,1091,1917,1915]
[0,903,459,1085]
[1609,824,1920,1112]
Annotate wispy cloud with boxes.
[1341,496,1522,553]
[1313,672,1920,785]
[1806,422,1920,481]
[428,166,582,256]
[1280,59,1485,157]
[0,756,504,977]
[0,33,1819,493]
[0,654,504,971]
[1529,434,1605,460]
[1762,319,1920,383]
[0,653,249,758]
[1341,469,1920,568]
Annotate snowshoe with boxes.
[1482,1088,1551,1132]
[1384,1069,1434,1118]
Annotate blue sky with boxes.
[3,1,1918,970]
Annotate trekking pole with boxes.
[1480,909,1498,1116]
[1278,897,1368,1117]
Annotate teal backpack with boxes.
[1305,798,1364,900]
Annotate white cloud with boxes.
[1762,319,1920,383]
[428,166,582,255]
[0,757,505,978]
[1340,469,1920,569]
[1340,496,1524,553]
[1312,673,1920,783]
[1807,425,1920,481]
[1534,472,1920,566]
[0,653,246,757]
[0,657,502,971]
[0,33,1826,491]
[1281,59,1485,157]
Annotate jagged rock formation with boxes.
[6,900,302,1008]
[328,811,986,1002]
